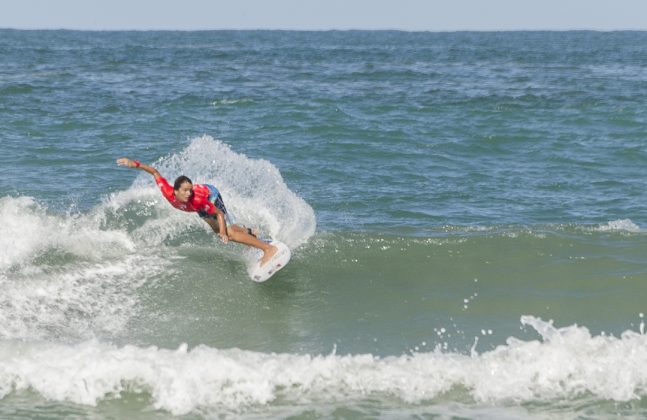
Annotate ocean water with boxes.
[2,29,647,418]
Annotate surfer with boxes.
[116,158,278,265]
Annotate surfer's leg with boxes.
[202,215,277,265]
[227,228,278,265]
[228,224,260,238]
[207,191,262,240]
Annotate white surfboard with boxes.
[248,240,291,282]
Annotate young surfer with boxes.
[116,158,278,265]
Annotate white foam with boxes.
[0,255,166,340]
[595,219,642,233]
[0,196,134,271]
[0,195,168,340]
[1,316,646,415]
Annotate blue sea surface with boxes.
[1,30,647,418]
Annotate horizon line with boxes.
[2,26,647,33]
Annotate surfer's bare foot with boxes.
[260,244,278,266]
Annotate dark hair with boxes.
[173,175,193,191]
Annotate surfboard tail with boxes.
[248,240,291,282]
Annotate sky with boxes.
[1,0,647,31]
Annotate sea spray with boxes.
[130,136,316,248]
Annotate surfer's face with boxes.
[174,181,193,203]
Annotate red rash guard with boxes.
[156,177,217,216]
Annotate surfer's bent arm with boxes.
[202,209,229,244]
[215,209,228,242]
[116,158,162,180]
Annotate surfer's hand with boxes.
[219,232,229,244]
[117,158,134,168]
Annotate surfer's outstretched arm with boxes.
[116,158,162,180]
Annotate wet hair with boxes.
[173,175,193,191]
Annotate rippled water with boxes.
[2,30,647,418]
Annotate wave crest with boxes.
[2,317,646,415]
